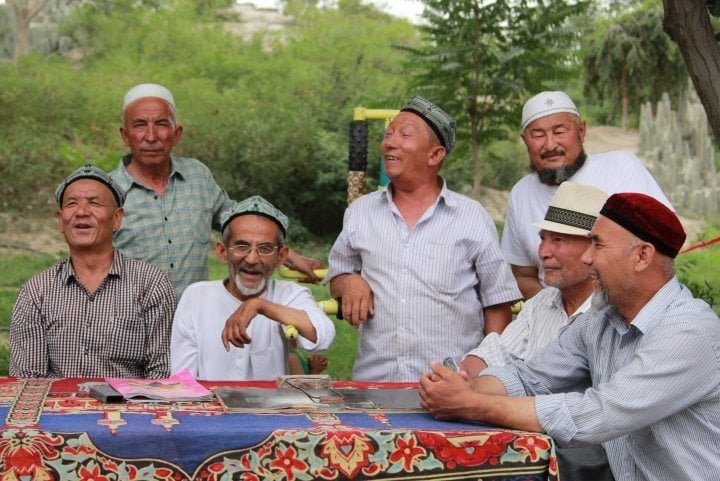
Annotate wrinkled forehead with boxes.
[61,178,116,202]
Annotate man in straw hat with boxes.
[10,164,176,378]
[420,192,720,481]
[326,96,521,382]
[502,90,672,300]
[170,195,335,380]
[110,83,324,297]
[460,181,614,480]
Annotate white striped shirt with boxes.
[486,278,720,480]
[327,182,521,381]
[465,287,590,367]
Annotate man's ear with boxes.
[428,145,446,167]
[113,207,124,232]
[634,242,655,272]
[215,241,229,265]
[577,119,587,143]
[276,245,290,268]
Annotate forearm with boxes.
[511,264,543,300]
[258,300,317,343]
[482,302,512,335]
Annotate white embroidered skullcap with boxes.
[123,83,175,111]
[521,91,579,130]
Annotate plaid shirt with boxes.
[10,251,176,379]
[111,156,235,296]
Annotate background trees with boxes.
[583,1,687,129]
[0,0,717,240]
[400,0,589,196]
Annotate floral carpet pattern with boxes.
[0,378,558,480]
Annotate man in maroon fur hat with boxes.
[419,193,720,481]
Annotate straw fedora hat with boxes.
[533,182,609,236]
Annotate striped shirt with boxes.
[10,251,176,379]
[327,182,521,382]
[486,278,720,481]
[110,156,236,296]
[465,287,591,366]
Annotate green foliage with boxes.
[1,1,417,236]
[582,1,688,127]
[400,0,590,190]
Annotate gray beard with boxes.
[234,272,267,297]
[591,286,610,313]
[535,151,587,186]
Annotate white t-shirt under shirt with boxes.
[501,150,673,273]
[170,280,335,380]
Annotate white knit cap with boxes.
[521,91,579,130]
[123,83,175,111]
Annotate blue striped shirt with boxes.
[327,182,521,381]
[111,156,235,296]
[485,278,720,480]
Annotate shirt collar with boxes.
[60,250,124,285]
[383,177,452,205]
[115,155,185,192]
[628,277,682,334]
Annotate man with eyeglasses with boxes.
[170,196,335,380]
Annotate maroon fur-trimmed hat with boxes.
[600,193,685,258]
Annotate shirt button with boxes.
[170,263,174,268]
[164,217,168,221]
[168,239,172,244]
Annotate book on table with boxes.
[105,369,214,403]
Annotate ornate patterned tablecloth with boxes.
[0,378,558,480]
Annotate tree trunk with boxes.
[621,60,629,130]
[663,0,720,144]
[10,0,50,61]
[470,109,483,198]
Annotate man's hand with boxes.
[221,297,264,350]
[285,249,325,284]
[419,362,473,420]
[335,274,374,327]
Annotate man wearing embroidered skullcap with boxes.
[502,90,672,300]
[170,196,335,380]
[110,83,324,298]
[326,96,521,382]
[460,181,615,481]
[10,164,176,379]
[421,192,720,481]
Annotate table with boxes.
[0,378,558,480]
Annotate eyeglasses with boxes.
[228,243,280,258]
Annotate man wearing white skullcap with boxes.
[501,90,673,299]
[109,83,324,297]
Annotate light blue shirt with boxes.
[485,278,720,481]
[327,181,521,382]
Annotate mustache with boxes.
[238,262,263,273]
[541,149,565,159]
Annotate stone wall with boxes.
[638,89,719,217]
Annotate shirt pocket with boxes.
[189,208,212,245]
[421,240,467,294]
